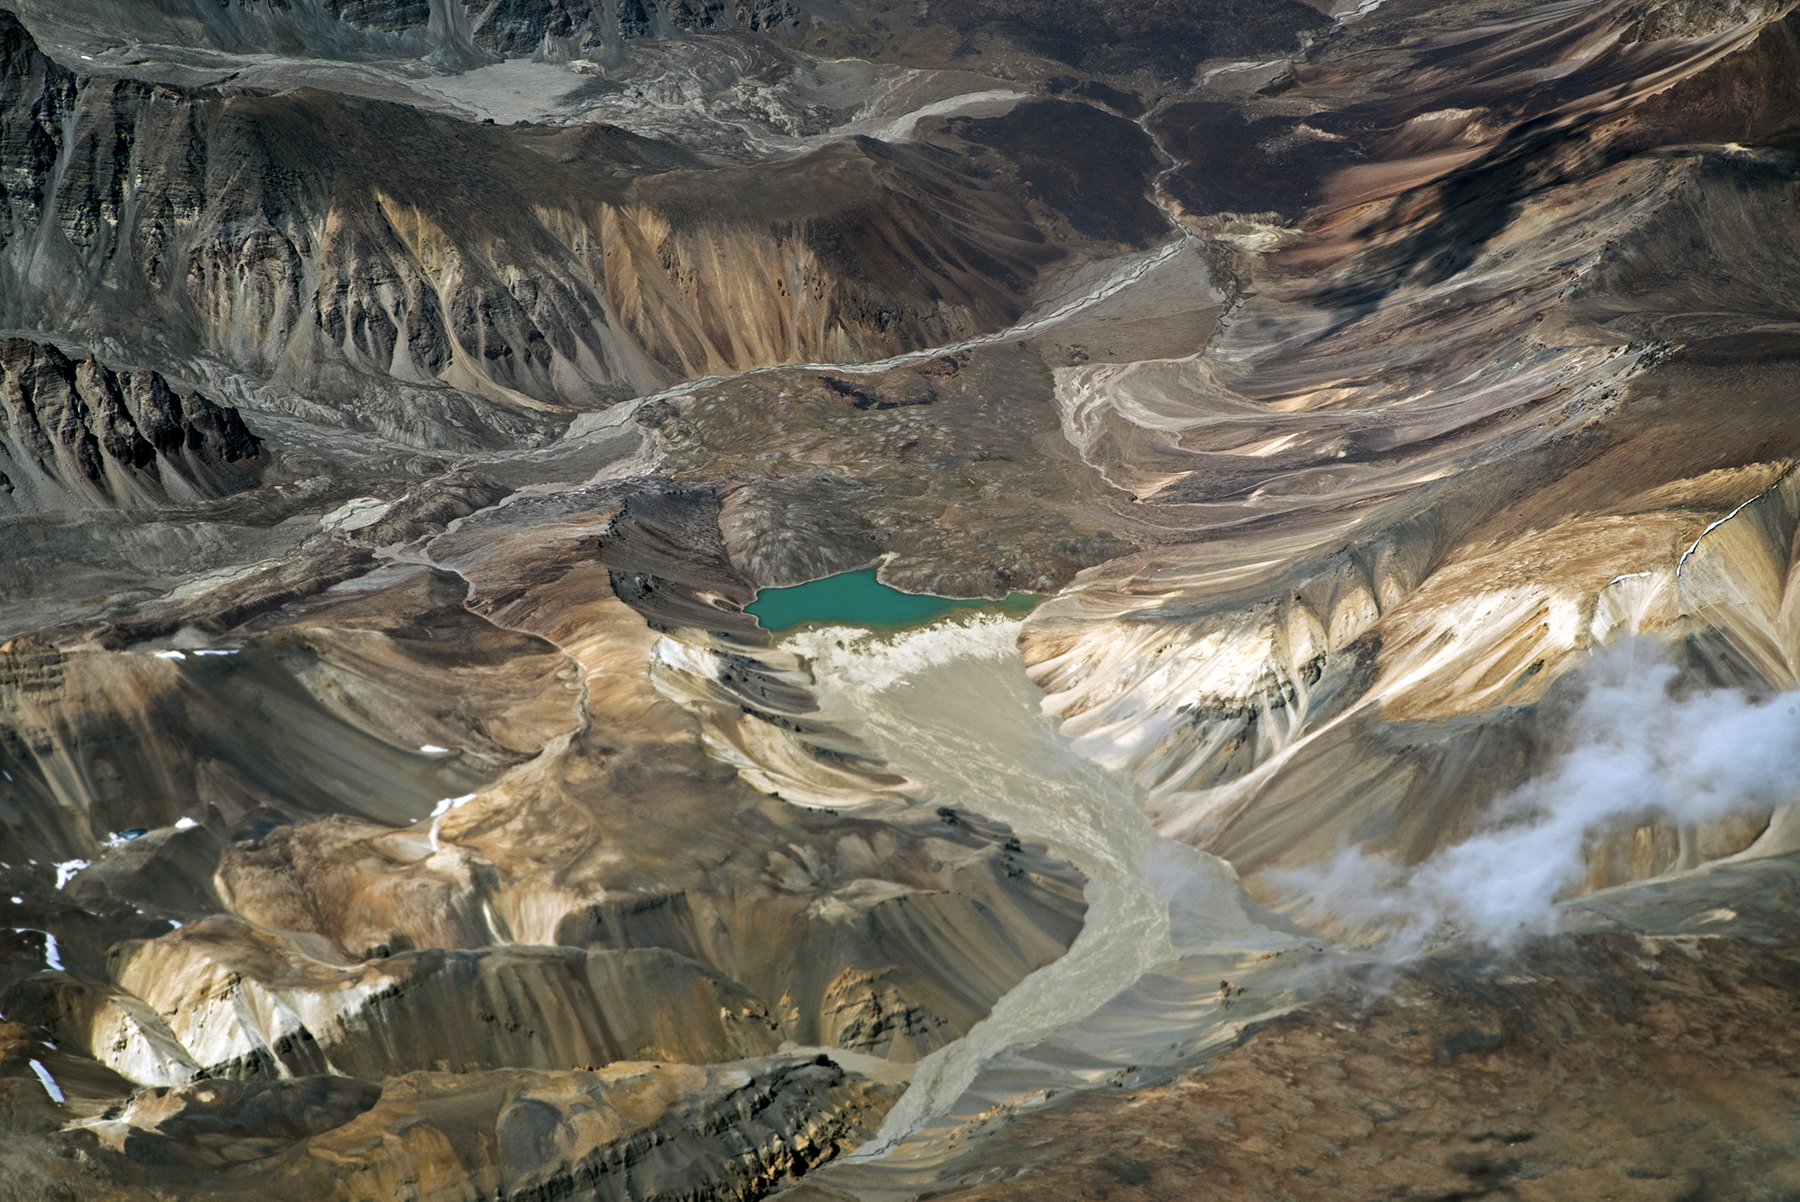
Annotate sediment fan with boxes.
[0,0,1796,1197]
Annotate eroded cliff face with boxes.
[0,10,1132,451]
[0,1052,897,1201]
[9,0,496,71]
[0,338,262,513]
[8,0,814,69]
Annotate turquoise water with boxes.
[746,568,1040,633]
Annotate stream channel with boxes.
[771,613,1315,1194]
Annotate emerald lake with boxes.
[745,568,1041,633]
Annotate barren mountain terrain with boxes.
[0,0,1796,1197]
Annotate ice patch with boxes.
[868,88,1027,143]
[419,744,450,754]
[53,860,89,889]
[154,650,186,660]
[174,817,197,830]
[784,613,1024,693]
[1334,0,1387,22]
[1201,57,1288,85]
[427,794,480,851]
[651,637,720,678]
[1677,469,1796,579]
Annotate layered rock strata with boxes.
[0,1052,895,1201]
[0,455,1086,1197]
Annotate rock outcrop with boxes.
[0,339,262,513]
[0,1054,894,1200]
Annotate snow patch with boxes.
[28,1060,62,1103]
[13,929,63,970]
[430,794,477,819]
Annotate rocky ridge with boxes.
[0,8,1160,452]
[0,337,262,513]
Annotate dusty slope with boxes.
[0,459,1088,1195]
[921,923,1800,1202]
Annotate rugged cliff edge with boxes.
[0,338,262,513]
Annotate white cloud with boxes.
[1275,642,1800,952]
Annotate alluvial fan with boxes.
[0,0,1797,1198]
